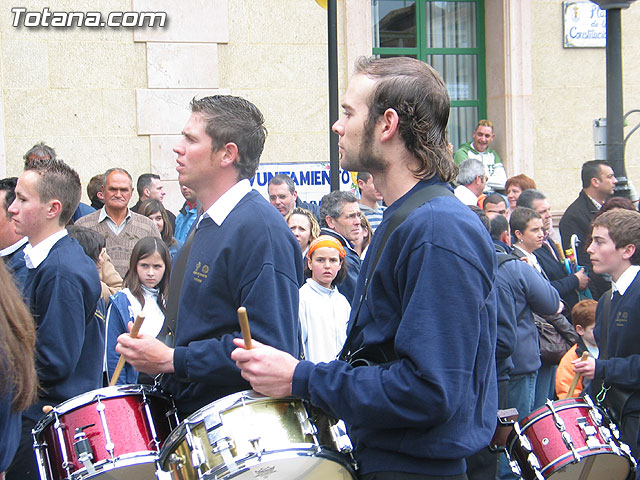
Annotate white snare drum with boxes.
[158,390,356,480]
[32,384,179,480]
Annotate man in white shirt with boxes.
[6,159,102,480]
[454,158,487,206]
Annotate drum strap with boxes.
[339,183,453,363]
[158,211,200,347]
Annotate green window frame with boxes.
[372,0,486,149]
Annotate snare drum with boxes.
[158,390,355,480]
[506,396,637,479]
[32,384,179,480]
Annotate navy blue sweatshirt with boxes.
[292,179,498,477]
[22,236,103,423]
[162,190,303,416]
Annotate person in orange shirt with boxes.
[555,299,598,398]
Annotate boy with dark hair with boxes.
[6,159,102,480]
[574,209,640,473]
[555,299,598,398]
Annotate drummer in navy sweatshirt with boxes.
[116,95,302,418]
[6,159,102,480]
[574,209,640,476]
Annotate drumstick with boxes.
[237,307,253,350]
[567,351,590,398]
[109,313,145,386]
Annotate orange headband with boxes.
[306,235,346,259]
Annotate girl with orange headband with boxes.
[299,235,351,363]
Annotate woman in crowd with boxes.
[505,174,536,211]
[105,237,171,385]
[286,207,320,257]
[299,235,350,363]
[354,214,373,259]
[140,199,179,261]
[0,262,38,476]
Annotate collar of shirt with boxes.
[586,194,603,210]
[514,245,542,273]
[23,229,68,269]
[199,179,251,227]
[612,265,640,297]
[0,236,28,257]
[98,206,132,232]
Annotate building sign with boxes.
[563,1,606,48]
[250,163,358,205]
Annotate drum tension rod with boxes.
[545,400,582,462]
[73,424,97,476]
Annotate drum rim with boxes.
[32,384,170,433]
[541,446,631,475]
[166,444,356,477]
[519,398,593,431]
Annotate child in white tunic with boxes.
[299,235,351,363]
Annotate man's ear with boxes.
[47,199,63,220]
[325,215,336,230]
[380,108,400,143]
[143,187,151,198]
[622,243,636,261]
[219,142,239,168]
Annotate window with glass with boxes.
[372,0,486,149]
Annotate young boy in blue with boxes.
[574,208,640,478]
[6,159,102,480]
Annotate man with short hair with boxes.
[483,193,508,219]
[454,158,487,206]
[87,173,105,210]
[131,173,176,229]
[0,177,28,286]
[357,171,385,231]
[76,168,160,277]
[6,159,102,480]
[115,95,302,418]
[454,119,506,192]
[319,190,362,303]
[559,160,617,300]
[268,173,321,219]
[23,142,95,222]
[518,189,589,314]
[574,209,640,471]
[232,57,498,480]
[174,184,198,246]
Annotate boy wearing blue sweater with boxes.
[232,57,498,479]
[574,208,640,476]
[6,159,102,480]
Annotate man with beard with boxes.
[232,57,498,480]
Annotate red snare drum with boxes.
[506,396,636,479]
[32,385,178,480]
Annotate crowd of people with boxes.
[0,55,639,480]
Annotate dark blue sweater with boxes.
[496,253,560,377]
[162,190,303,416]
[21,236,103,423]
[292,179,498,476]
[594,271,640,413]
[0,392,19,471]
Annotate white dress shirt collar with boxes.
[612,265,640,297]
[23,229,68,269]
[199,179,252,227]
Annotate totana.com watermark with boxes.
[11,7,167,28]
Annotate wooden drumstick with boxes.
[237,307,253,350]
[567,351,590,398]
[109,313,145,386]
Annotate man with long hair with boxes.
[232,57,498,479]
